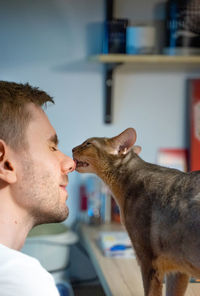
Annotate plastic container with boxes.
[22,223,78,276]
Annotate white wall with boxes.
[1,0,200,225]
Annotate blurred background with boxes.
[1,0,200,295]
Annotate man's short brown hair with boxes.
[0,81,54,150]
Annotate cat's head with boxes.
[72,128,141,174]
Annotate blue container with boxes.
[56,282,74,296]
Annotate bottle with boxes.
[79,184,88,223]
[86,176,102,225]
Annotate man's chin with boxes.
[61,208,69,221]
[55,207,69,223]
[34,208,69,225]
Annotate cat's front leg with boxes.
[140,262,163,296]
[165,272,189,296]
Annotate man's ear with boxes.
[0,140,17,184]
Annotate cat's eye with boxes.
[86,142,91,146]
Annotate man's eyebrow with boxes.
[48,134,59,145]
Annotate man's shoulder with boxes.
[0,243,39,267]
[0,244,59,296]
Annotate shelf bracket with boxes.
[104,0,116,124]
[104,63,121,123]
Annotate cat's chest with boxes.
[109,184,126,212]
[123,195,152,243]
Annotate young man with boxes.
[0,81,76,295]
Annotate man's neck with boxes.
[0,192,33,250]
[0,219,32,250]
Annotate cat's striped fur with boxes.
[72,128,200,296]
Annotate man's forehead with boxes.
[26,102,57,139]
[26,102,45,117]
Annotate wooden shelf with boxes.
[91,54,200,123]
[90,54,200,68]
[80,223,200,296]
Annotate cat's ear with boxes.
[133,145,142,155]
[110,128,137,155]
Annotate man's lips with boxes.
[60,184,68,195]
[60,185,67,188]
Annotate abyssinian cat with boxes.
[72,128,200,296]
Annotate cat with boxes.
[72,128,200,296]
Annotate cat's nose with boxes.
[72,146,78,153]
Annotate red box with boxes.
[189,79,200,171]
[157,148,188,172]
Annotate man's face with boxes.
[12,103,75,225]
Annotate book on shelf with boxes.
[103,18,129,54]
[98,231,135,258]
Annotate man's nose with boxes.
[62,156,76,174]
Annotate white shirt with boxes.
[0,244,59,296]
